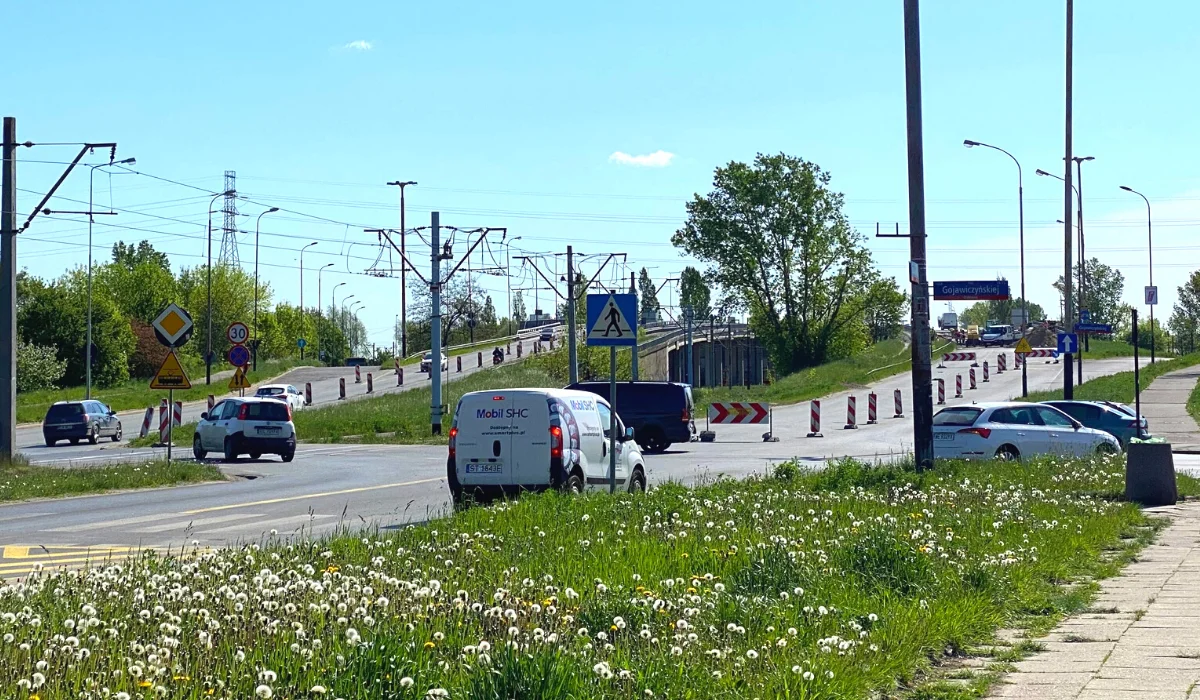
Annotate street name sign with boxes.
[932,280,1010,301]
[586,293,638,347]
[1075,322,1113,334]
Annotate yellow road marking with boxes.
[182,477,442,515]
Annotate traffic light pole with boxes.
[0,118,16,461]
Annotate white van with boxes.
[447,388,647,505]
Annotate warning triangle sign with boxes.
[228,366,251,390]
[588,295,634,340]
[1014,338,1033,355]
[149,351,192,390]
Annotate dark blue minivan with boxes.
[567,381,695,453]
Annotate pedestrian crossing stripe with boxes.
[587,295,634,340]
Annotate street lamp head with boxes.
[322,263,334,269]
[387,181,418,187]
[268,207,280,213]
[1035,169,1052,177]
[1119,185,1134,192]
[963,140,980,148]
[1078,156,1095,162]
[116,157,136,165]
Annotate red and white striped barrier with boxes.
[708,402,770,424]
[997,353,1006,373]
[937,378,945,405]
[139,407,154,438]
[1014,352,1022,368]
[517,342,523,358]
[982,361,990,382]
[938,351,976,368]
[893,389,904,418]
[207,395,215,411]
[354,365,362,384]
[457,356,462,373]
[844,395,858,430]
[969,368,977,390]
[867,392,878,424]
[158,399,169,443]
[367,373,374,394]
[1022,348,1060,364]
[305,382,312,405]
[394,358,400,375]
[339,377,346,400]
[173,401,182,428]
[478,352,483,367]
[397,368,404,386]
[807,400,823,438]
[955,374,963,398]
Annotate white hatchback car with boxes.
[255,383,306,410]
[933,402,1120,461]
[193,397,297,463]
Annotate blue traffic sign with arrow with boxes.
[1057,332,1079,355]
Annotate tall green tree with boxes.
[512,292,528,326]
[637,268,659,323]
[862,278,907,342]
[1053,258,1124,325]
[959,297,1044,328]
[1170,270,1200,353]
[679,266,712,321]
[176,265,257,367]
[672,153,878,373]
[112,240,170,271]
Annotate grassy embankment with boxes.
[1,453,1193,698]
[1079,338,1140,359]
[1023,351,1200,403]
[0,457,223,503]
[15,358,318,424]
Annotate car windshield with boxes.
[244,402,290,421]
[46,403,84,420]
[256,387,285,396]
[932,407,982,426]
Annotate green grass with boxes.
[0,453,1184,699]
[1185,369,1200,427]
[1023,351,1200,403]
[15,358,319,424]
[137,362,560,447]
[1080,339,1140,359]
[693,337,955,409]
[0,456,223,503]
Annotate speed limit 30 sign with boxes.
[227,321,250,346]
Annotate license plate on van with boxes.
[466,462,503,474]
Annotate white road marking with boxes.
[200,513,337,535]
[133,513,264,533]
[45,513,172,533]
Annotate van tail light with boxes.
[238,404,250,420]
[549,425,563,459]
[286,404,293,421]
[682,408,691,422]
[957,427,991,439]
[448,427,458,459]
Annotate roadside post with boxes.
[1133,309,1141,428]
[893,389,904,418]
[585,292,637,494]
[367,373,374,394]
[936,378,945,404]
[868,392,879,423]
[150,304,194,465]
[845,396,858,430]
[807,401,823,438]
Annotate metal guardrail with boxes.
[401,322,562,362]
[639,324,751,355]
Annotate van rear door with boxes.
[508,391,552,487]
[454,392,513,488]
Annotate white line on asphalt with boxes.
[200,513,337,535]
[133,513,265,534]
[182,477,443,515]
[45,513,171,533]
[0,513,52,524]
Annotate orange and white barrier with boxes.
[938,351,976,368]
[937,378,945,405]
[982,361,990,382]
[139,407,154,438]
[305,382,312,405]
[394,357,400,375]
[354,365,362,384]
[173,401,182,427]
[397,368,404,386]
[207,395,215,411]
[844,395,858,430]
[457,356,462,373]
[893,389,904,418]
[478,352,483,367]
[367,373,374,394]
[158,399,169,443]
[339,377,346,400]
[997,353,1007,372]
[867,392,878,424]
[807,400,822,438]
[969,368,977,390]
[955,374,963,398]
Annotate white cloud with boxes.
[342,40,373,51]
[608,150,675,167]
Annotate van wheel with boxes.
[563,473,585,495]
[628,467,647,494]
[249,452,262,460]
[640,428,668,454]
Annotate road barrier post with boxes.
[983,361,990,382]
[893,389,904,418]
[517,342,523,358]
[305,382,312,405]
[139,407,154,438]
[173,401,182,427]
[397,368,403,386]
[997,353,1006,373]
[477,352,482,367]
[969,368,977,390]
[339,377,346,400]
[955,374,963,398]
[158,399,168,444]
[844,395,858,430]
[354,365,361,384]
[937,378,945,405]
[457,356,462,373]
[394,358,400,375]
[807,400,823,437]
[367,373,374,394]
[868,392,878,424]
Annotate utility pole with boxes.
[630,271,639,380]
[683,305,694,385]
[903,0,934,469]
[387,181,416,357]
[0,118,16,461]
[566,245,578,383]
[430,213,444,435]
[1062,0,1075,399]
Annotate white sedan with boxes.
[254,384,306,411]
[933,401,1120,461]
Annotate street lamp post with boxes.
[332,283,346,361]
[298,242,317,360]
[1121,185,1154,362]
[85,157,135,399]
[506,236,522,335]
[351,301,365,355]
[387,181,417,357]
[1038,166,1087,384]
[963,139,1028,397]
[317,263,334,364]
[1072,156,1094,357]
[340,295,356,352]
[206,190,235,385]
[252,207,279,371]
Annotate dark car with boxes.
[42,400,122,446]
[566,381,695,453]
[1040,400,1149,448]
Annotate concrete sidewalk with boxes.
[1140,366,1200,452]
[987,502,1200,699]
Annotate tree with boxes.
[17,340,67,393]
[679,266,712,321]
[672,153,878,373]
[958,297,1045,329]
[96,258,180,325]
[481,296,498,327]
[1053,258,1124,325]
[1170,270,1200,353]
[862,278,907,342]
[512,292,528,327]
[176,265,257,368]
[112,240,170,272]
[638,268,659,323]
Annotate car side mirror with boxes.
[623,427,635,442]
[200,412,208,421]
[108,410,116,416]
[1072,421,1082,430]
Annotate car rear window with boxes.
[257,387,285,395]
[46,403,84,419]
[245,402,290,421]
[932,407,982,426]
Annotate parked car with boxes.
[1040,400,1149,448]
[539,327,555,342]
[566,381,695,453]
[932,402,1120,461]
[421,352,449,373]
[42,400,122,446]
[447,388,646,505]
[193,397,296,463]
[255,383,306,411]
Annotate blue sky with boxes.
[10,0,1200,347]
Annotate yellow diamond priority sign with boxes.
[1014,337,1033,355]
[152,303,194,348]
[150,351,191,390]
[228,366,251,390]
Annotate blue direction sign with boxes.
[586,293,638,347]
[297,338,307,349]
[1080,309,1091,322]
[1075,322,1113,334]
[932,280,1010,301]
[228,344,251,368]
[1057,332,1079,355]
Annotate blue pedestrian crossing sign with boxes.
[586,293,638,347]
[1057,332,1079,355]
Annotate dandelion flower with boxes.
[255,685,274,699]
